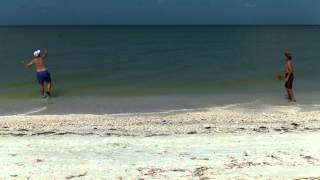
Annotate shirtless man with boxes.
[284,53,296,102]
[22,49,52,98]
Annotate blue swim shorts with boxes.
[36,70,51,84]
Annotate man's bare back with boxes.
[33,57,47,72]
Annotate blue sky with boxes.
[0,0,319,25]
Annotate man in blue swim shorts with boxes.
[21,49,52,98]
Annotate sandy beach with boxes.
[2,1,320,179]
[1,105,320,179]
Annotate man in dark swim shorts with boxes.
[22,49,52,98]
[285,73,294,89]
[37,70,51,86]
[284,53,296,102]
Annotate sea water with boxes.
[0,26,319,115]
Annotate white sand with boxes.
[1,105,320,179]
[1,133,320,179]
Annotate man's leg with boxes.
[40,84,45,96]
[46,81,52,96]
[47,81,52,92]
[288,89,296,102]
[286,88,291,101]
[45,71,52,96]
[286,75,295,102]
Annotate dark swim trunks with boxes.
[285,73,294,89]
[36,70,51,84]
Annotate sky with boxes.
[0,0,320,25]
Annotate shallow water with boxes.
[0,26,319,115]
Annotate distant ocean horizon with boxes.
[0,26,319,115]
[1,24,320,26]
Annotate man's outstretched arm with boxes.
[21,60,34,68]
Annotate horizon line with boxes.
[1,24,320,27]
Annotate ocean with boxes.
[0,26,320,115]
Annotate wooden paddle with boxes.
[277,74,286,81]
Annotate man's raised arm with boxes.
[41,49,48,60]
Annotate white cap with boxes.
[33,50,41,57]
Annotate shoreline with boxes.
[1,105,320,137]
[2,91,320,116]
